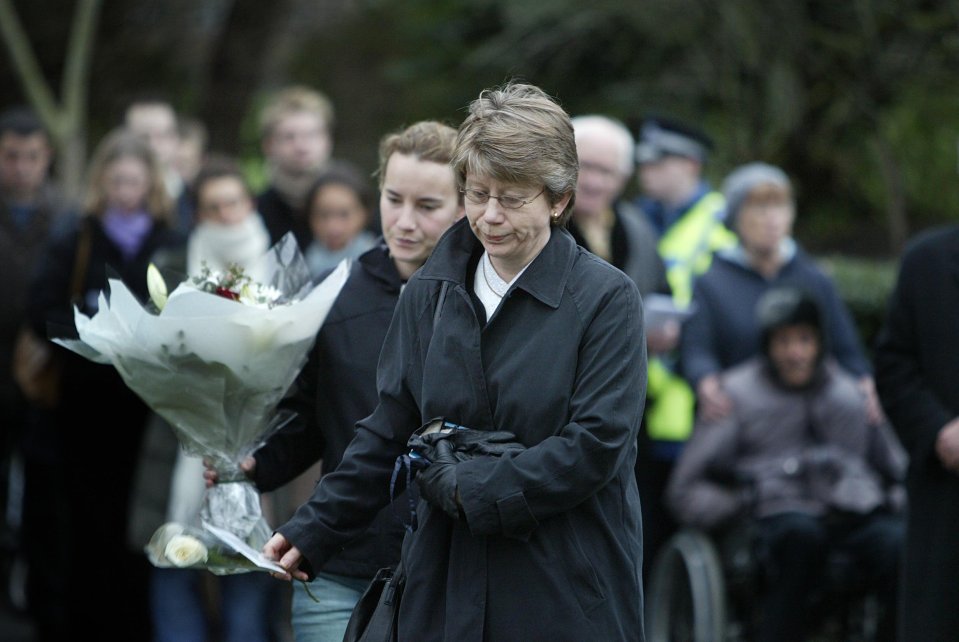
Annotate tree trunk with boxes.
[60,130,87,202]
[873,134,909,254]
[0,0,101,200]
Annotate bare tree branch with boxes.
[0,0,102,197]
[0,0,61,133]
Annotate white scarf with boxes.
[186,213,271,276]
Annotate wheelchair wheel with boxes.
[646,529,728,642]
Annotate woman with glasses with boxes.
[264,81,648,641]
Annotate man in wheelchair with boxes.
[665,285,907,642]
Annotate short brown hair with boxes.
[374,120,458,193]
[451,81,578,226]
[258,85,335,140]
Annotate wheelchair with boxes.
[645,524,883,642]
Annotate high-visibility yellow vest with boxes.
[657,191,734,308]
[645,191,735,444]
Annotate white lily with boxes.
[147,263,168,311]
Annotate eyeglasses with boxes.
[461,186,545,210]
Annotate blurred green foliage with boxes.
[284,0,959,257]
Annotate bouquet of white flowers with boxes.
[54,233,349,573]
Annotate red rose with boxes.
[215,287,240,301]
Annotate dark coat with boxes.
[256,186,311,251]
[278,218,648,641]
[680,247,871,390]
[254,240,407,579]
[25,213,184,637]
[874,224,959,640]
[27,214,185,436]
[567,199,668,298]
[1,183,76,407]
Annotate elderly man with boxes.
[569,114,666,298]
[571,114,676,583]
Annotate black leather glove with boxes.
[452,430,526,458]
[408,424,526,465]
[409,430,471,465]
[416,439,463,520]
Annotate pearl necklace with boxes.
[481,254,509,298]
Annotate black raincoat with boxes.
[280,218,647,641]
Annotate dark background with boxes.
[2,0,957,349]
[4,0,959,258]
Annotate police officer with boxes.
[631,116,736,581]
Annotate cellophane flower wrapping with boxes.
[54,233,349,574]
[144,521,286,576]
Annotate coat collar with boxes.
[419,217,575,309]
[358,238,403,292]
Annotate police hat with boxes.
[635,117,713,164]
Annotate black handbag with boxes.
[342,561,406,642]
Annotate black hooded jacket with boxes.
[253,240,408,578]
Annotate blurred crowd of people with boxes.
[0,79,952,642]
[0,85,374,642]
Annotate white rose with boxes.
[164,534,209,567]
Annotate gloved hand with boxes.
[448,429,526,458]
[408,426,526,465]
[416,438,463,520]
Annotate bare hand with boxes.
[263,532,309,582]
[697,374,733,422]
[935,418,959,473]
[858,376,885,426]
[203,456,256,488]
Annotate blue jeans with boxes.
[150,567,277,642]
[292,571,371,642]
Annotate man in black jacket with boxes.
[874,224,959,641]
[1,106,76,640]
[255,85,336,250]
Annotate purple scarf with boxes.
[102,208,154,261]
